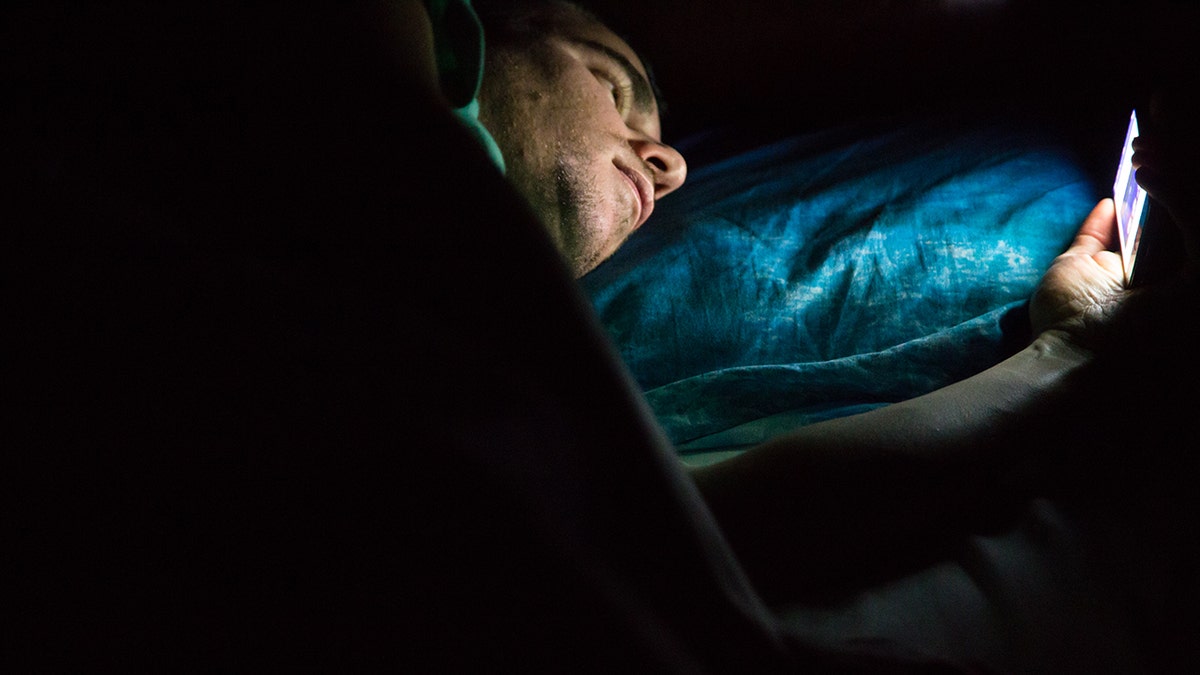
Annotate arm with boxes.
[691,199,1146,601]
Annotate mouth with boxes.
[616,163,654,230]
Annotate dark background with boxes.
[581,0,1199,179]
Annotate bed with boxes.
[569,1,1200,669]
[583,116,1090,464]
[579,111,1176,671]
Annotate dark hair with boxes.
[472,0,599,45]
[472,0,667,117]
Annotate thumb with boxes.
[1066,198,1118,259]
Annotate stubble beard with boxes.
[552,153,608,277]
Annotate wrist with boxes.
[1029,327,1098,366]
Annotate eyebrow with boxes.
[572,38,657,116]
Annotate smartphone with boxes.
[1113,110,1149,286]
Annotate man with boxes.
[8,0,1196,670]
[414,0,1200,665]
[442,0,1199,588]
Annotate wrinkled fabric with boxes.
[582,117,1098,458]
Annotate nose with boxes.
[631,137,687,200]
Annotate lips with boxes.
[617,163,654,230]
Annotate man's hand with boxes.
[1029,199,1126,347]
[1029,110,1200,425]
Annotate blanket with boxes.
[582,116,1098,463]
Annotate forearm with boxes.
[689,331,1096,601]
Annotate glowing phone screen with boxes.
[1113,110,1148,285]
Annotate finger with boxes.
[1137,165,1198,228]
[1130,136,1160,170]
[1131,134,1156,154]
[1136,166,1200,267]
[1135,166,1172,203]
[1067,198,1117,255]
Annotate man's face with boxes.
[477,10,687,277]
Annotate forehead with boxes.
[541,8,661,130]
[548,10,651,81]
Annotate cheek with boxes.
[554,155,627,245]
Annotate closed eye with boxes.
[592,69,633,117]
[569,37,657,120]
